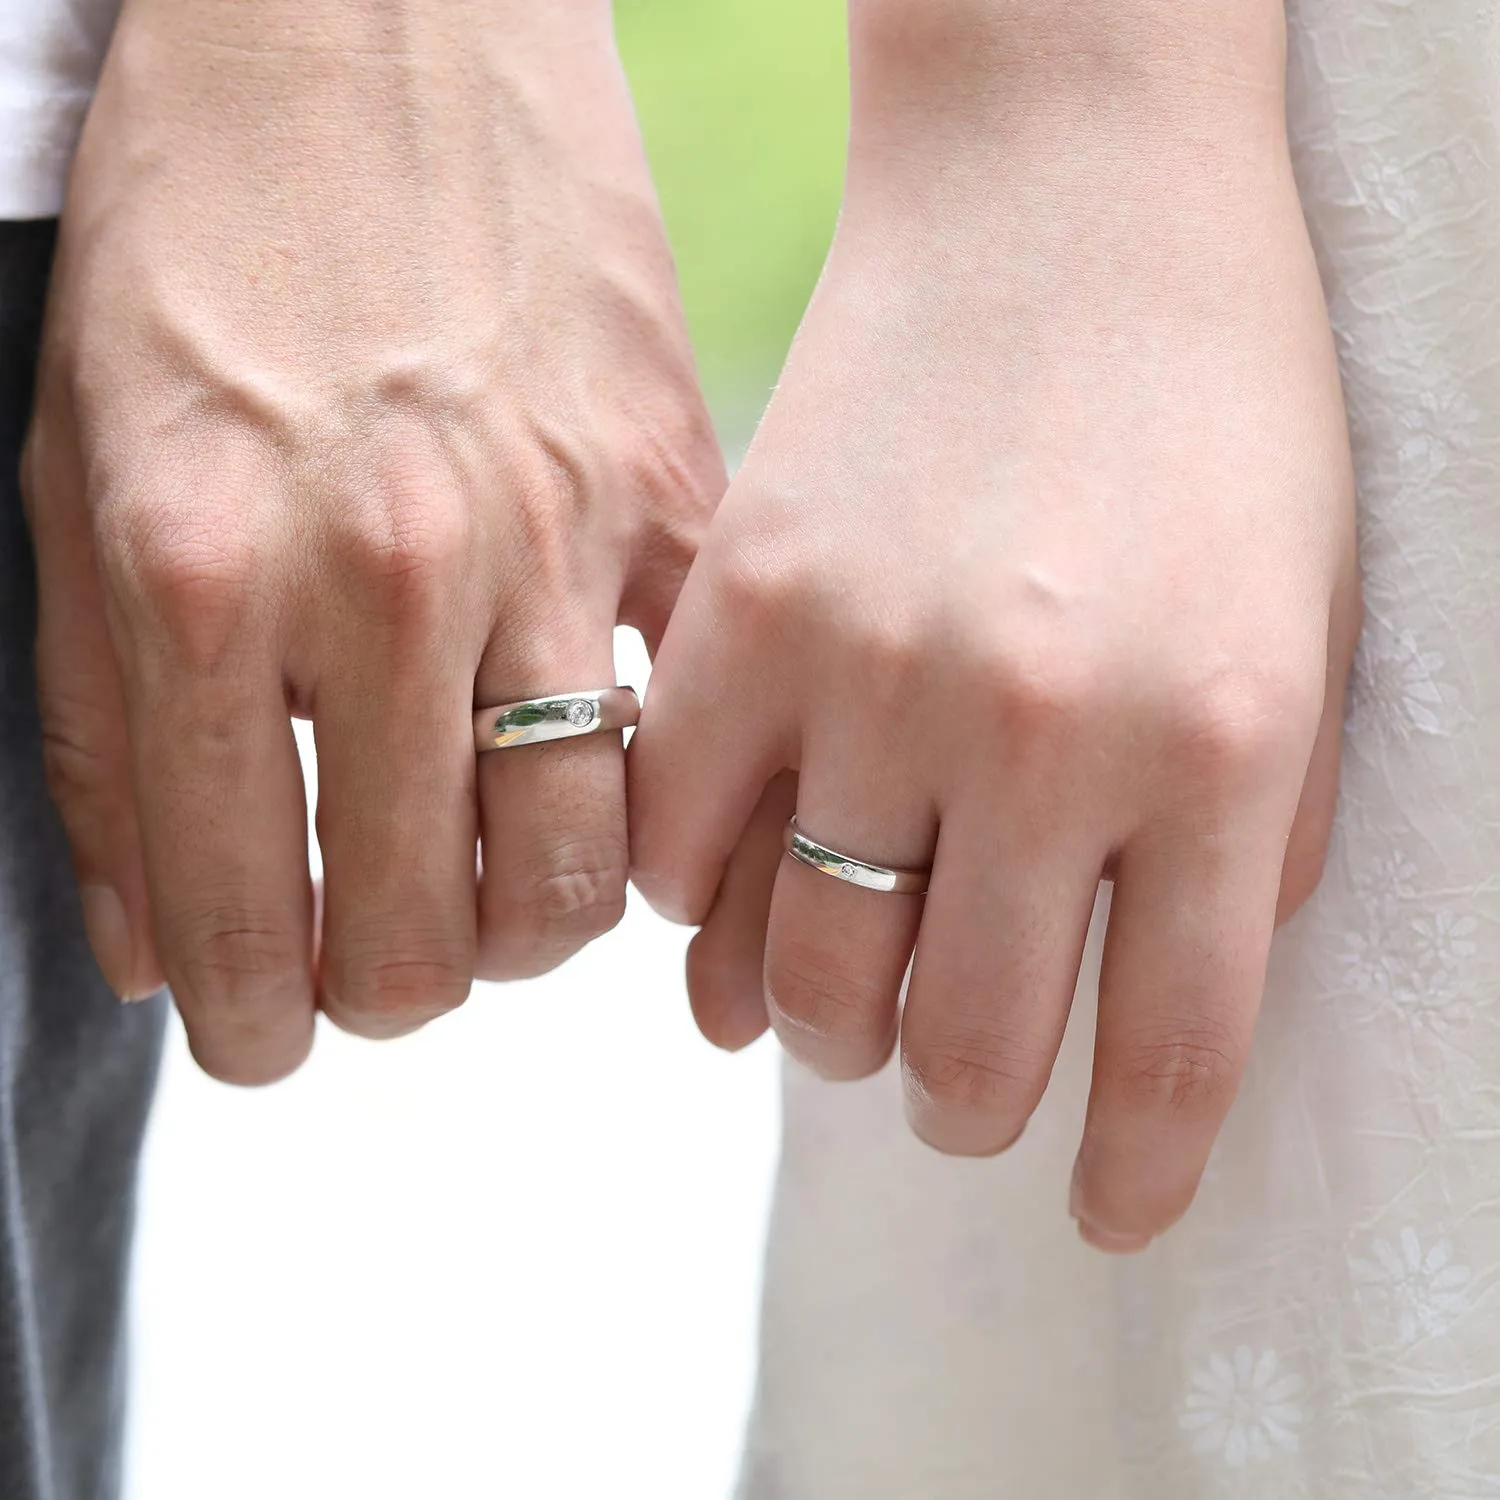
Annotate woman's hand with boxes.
[630,3,1359,1251]
[23,0,723,1082]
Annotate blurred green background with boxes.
[615,0,848,430]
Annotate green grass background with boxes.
[615,0,849,421]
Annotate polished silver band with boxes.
[474,686,640,752]
[783,817,929,895]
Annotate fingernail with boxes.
[1076,1220,1152,1255]
[80,884,144,1001]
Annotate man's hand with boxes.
[630,0,1360,1250]
[23,0,723,1082]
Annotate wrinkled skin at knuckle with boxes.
[323,470,477,633]
[165,900,306,1020]
[902,1020,1047,1149]
[1167,667,1323,790]
[327,954,472,1033]
[1106,1024,1244,1122]
[37,689,120,816]
[479,833,629,979]
[766,937,887,1053]
[98,501,275,671]
[699,511,811,652]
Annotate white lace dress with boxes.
[740,3,1500,1495]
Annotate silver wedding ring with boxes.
[474,686,640,752]
[783,817,929,895]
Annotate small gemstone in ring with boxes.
[566,700,596,728]
[839,863,857,878]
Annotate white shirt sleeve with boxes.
[0,0,120,218]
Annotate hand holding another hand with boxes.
[631,9,1360,1250]
[24,0,723,1081]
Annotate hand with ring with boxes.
[629,6,1362,1251]
[22,0,722,1082]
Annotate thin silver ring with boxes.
[783,817,929,895]
[474,686,640,752]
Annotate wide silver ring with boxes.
[474,686,640,752]
[783,817,929,895]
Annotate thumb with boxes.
[1278,548,1363,925]
[21,404,162,1000]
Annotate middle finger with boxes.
[762,721,934,1081]
[314,547,480,1039]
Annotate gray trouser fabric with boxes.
[0,220,165,1500]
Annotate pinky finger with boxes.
[685,772,797,1051]
[1072,815,1287,1249]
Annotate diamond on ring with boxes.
[473,687,640,753]
[783,817,931,896]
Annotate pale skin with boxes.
[629,0,1361,1250]
[25,0,1358,1251]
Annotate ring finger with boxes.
[475,612,631,980]
[762,722,935,1081]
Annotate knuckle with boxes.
[331,929,473,1028]
[338,958,470,1030]
[176,907,298,989]
[904,1022,1045,1125]
[169,902,307,1023]
[529,861,628,937]
[990,645,1098,738]
[848,612,930,707]
[766,939,888,1049]
[972,632,1101,748]
[484,837,629,976]
[39,716,116,814]
[1108,1027,1242,1118]
[333,479,473,622]
[705,522,803,644]
[1168,671,1319,786]
[102,507,267,668]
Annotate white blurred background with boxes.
[124,632,782,1500]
